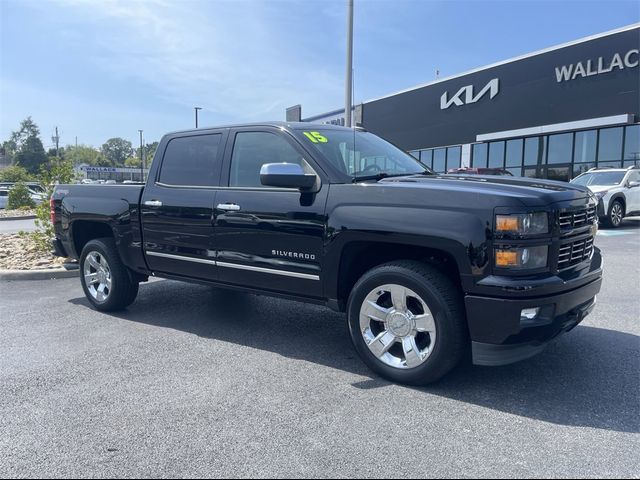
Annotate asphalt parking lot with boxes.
[1,219,638,478]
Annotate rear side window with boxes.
[230,132,303,187]
[159,134,222,186]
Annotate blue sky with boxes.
[1,0,638,149]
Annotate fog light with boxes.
[520,307,540,321]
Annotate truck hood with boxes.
[377,174,592,207]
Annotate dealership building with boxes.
[288,24,639,181]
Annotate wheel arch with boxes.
[329,238,467,311]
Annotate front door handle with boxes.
[144,200,163,207]
[217,203,241,211]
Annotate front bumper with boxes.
[465,250,603,366]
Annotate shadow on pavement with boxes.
[70,279,639,434]
[615,216,640,230]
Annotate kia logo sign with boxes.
[440,78,500,110]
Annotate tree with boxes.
[101,138,133,167]
[2,117,45,169]
[0,165,33,183]
[65,145,100,166]
[124,156,141,168]
[15,135,47,174]
[146,141,159,163]
[10,117,40,150]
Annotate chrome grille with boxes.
[557,236,594,270]
[559,205,597,229]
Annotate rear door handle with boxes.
[144,200,163,207]
[217,203,241,211]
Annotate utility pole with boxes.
[344,0,354,128]
[138,130,144,182]
[52,127,60,157]
[194,107,202,128]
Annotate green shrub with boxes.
[0,165,33,183]
[30,160,76,254]
[7,182,36,209]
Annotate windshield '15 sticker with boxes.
[303,131,328,143]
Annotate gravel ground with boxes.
[0,220,638,478]
[0,208,37,218]
[0,233,66,270]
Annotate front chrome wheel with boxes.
[83,251,112,303]
[610,202,623,227]
[359,284,436,369]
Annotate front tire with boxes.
[605,200,624,228]
[80,238,139,311]
[347,260,467,385]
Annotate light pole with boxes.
[138,130,144,182]
[344,0,354,128]
[194,107,202,128]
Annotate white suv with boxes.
[571,166,640,228]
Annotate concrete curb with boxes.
[0,215,37,221]
[0,267,79,281]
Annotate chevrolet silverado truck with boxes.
[51,123,603,385]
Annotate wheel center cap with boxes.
[388,312,413,338]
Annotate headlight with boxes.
[594,191,608,200]
[495,246,548,270]
[495,212,548,235]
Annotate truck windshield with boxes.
[571,171,625,186]
[296,128,430,179]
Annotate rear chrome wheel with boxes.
[360,284,436,369]
[83,251,112,303]
[80,238,139,311]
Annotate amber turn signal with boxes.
[495,250,519,267]
[495,216,519,232]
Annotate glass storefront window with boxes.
[624,125,640,161]
[547,133,573,164]
[472,143,488,168]
[433,148,446,173]
[524,136,546,166]
[506,167,521,176]
[598,127,623,162]
[546,166,571,182]
[597,161,622,169]
[421,149,433,168]
[488,141,505,168]
[505,139,523,167]
[523,167,543,178]
[447,146,462,170]
[572,163,595,179]
[574,130,597,163]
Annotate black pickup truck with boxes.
[52,122,603,384]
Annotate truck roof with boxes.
[163,121,354,137]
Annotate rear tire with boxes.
[347,260,467,385]
[80,238,139,311]
[605,200,624,228]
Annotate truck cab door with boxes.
[141,130,227,281]
[213,128,328,299]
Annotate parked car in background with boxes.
[0,188,8,209]
[0,182,46,206]
[570,166,640,228]
[447,167,514,176]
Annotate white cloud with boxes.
[45,0,345,121]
